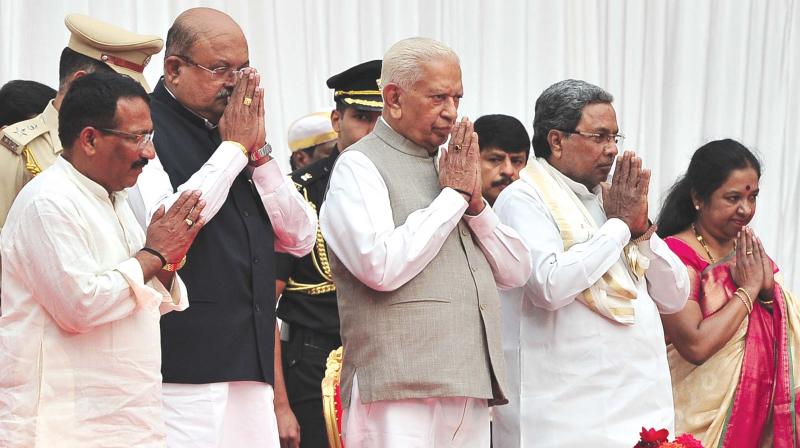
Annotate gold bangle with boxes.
[162,255,187,272]
[734,291,752,313]
[759,299,774,306]
[737,287,754,309]
[227,141,248,158]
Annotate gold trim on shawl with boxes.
[519,158,646,324]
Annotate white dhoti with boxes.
[162,381,279,448]
[342,374,490,448]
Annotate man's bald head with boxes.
[165,8,245,59]
[162,7,249,123]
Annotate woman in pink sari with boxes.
[656,139,800,447]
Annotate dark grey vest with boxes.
[329,120,507,406]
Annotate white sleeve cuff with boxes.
[251,159,285,194]
[115,257,163,311]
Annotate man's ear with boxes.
[330,109,342,133]
[382,84,402,120]
[77,127,100,156]
[547,129,565,160]
[164,56,183,85]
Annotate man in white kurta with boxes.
[492,79,689,447]
[0,73,198,447]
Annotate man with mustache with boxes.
[320,37,531,447]
[473,114,530,205]
[0,72,203,447]
[491,79,690,447]
[130,7,316,448]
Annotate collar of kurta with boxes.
[374,118,435,159]
[55,156,127,204]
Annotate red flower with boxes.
[640,427,670,443]
[674,433,703,448]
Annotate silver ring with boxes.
[184,218,194,227]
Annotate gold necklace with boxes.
[692,223,736,263]
[692,223,717,263]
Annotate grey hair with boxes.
[531,79,614,159]
[380,37,460,90]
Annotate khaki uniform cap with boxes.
[65,14,163,91]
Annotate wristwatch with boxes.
[249,142,273,164]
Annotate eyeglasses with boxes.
[97,128,154,149]
[558,129,625,146]
[175,55,246,81]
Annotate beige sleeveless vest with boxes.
[329,120,508,407]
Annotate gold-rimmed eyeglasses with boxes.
[558,129,625,146]
[175,55,246,81]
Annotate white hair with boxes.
[380,37,460,90]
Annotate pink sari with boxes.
[666,237,798,447]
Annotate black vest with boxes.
[151,80,276,384]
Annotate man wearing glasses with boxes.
[490,79,689,447]
[0,72,202,447]
[130,7,316,448]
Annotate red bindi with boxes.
[745,185,751,191]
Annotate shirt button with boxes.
[480,304,486,311]
[253,257,259,264]
[255,304,262,313]
[472,267,478,272]
[461,229,469,237]
[243,211,250,217]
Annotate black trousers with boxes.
[281,324,342,448]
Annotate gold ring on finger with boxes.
[453,144,462,152]
[184,218,194,227]
[243,97,253,106]
[746,250,753,255]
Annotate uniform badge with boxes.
[300,173,313,181]
[1,135,20,154]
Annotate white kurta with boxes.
[491,160,689,448]
[0,157,187,448]
[129,144,317,257]
[319,148,531,292]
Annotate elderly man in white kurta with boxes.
[492,79,690,447]
[321,37,531,447]
[0,73,204,447]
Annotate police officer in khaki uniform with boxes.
[275,60,382,447]
[0,14,163,229]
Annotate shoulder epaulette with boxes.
[0,115,49,155]
[291,156,335,189]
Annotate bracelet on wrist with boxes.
[734,287,754,313]
[140,247,166,268]
[162,255,187,272]
[632,223,657,244]
[733,291,752,313]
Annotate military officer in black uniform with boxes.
[276,60,382,447]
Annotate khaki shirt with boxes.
[0,101,62,228]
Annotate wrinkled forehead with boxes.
[413,57,462,90]
[189,27,249,63]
